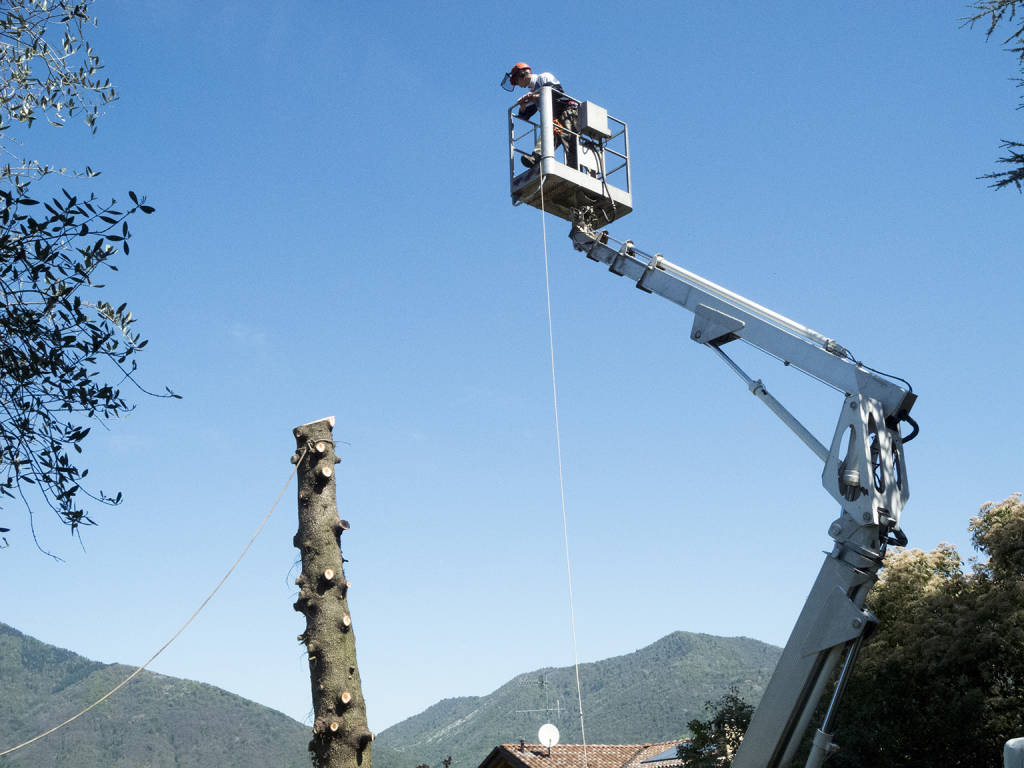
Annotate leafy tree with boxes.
[829,494,1024,768]
[677,686,754,768]
[956,495,1024,752]
[0,0,173,556]
[963,1,1024,191]
[0,1,114,175]
[681,496,1024,767]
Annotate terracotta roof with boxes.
[481,741,687,768]
[625,743,687,768]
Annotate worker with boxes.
[502,62,578,170]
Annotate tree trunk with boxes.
[292,417,373,768]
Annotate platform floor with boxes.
[511,161,632,225]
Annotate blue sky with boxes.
[3,0,1022,742]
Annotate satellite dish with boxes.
[538,724,560,749]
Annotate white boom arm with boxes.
[568,224,917,768]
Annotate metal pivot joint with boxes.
[731,393,909,768]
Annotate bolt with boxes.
[828,523,842,537]
[694,329,702,339]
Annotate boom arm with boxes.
[569,225,915,426]
[568,223,916,768]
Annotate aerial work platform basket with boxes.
[508,85,632,225]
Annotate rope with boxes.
[0,447,307,758]
[538,173,589,765]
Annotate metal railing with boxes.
[507,89,630,193]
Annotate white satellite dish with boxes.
[538,723,560,749]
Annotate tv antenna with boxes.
[512,675,567,720]
[513,699,567,717]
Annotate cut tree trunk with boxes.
[292,417,372,768]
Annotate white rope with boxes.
[0,448,306,758]
[538,174,589,764]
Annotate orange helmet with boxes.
[501,62,531,91]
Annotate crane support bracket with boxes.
[691,304,745,346]
[799,586,878,657]
[608,241,635,277]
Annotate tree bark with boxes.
[292,417,373,768]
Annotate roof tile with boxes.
[488,741,686,768]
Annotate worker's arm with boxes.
[516,91,539,120]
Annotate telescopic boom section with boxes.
[569,225,914,420]
[568,224,916,768]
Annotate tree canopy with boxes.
[964,1,1024,191]
[684,495,1024,767]
[677,687,754,768]
[0,0,171,555]
[829,494,1024,766]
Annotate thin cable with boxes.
[538,174,589,763]
[0,447,307,758]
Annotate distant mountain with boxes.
[0,623,310,767]
[373,631,781,768]
[1,625,780,768]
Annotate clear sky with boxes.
[3,0,1022,741]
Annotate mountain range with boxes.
[373,631,780,768]
[0,623,309,767]
[1,624,780,767]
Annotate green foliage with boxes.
[665,497,1024,767]
[0,182,165,549]
[373,632,781,768]
[677,687,754,768]
[0,623,311,767]
[0,2,116,148]
[0,0,117,176]
[828,494,1024,768]
[0,0,173,552]
[963,1,1024,191]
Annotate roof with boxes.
[479,741,687,768]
